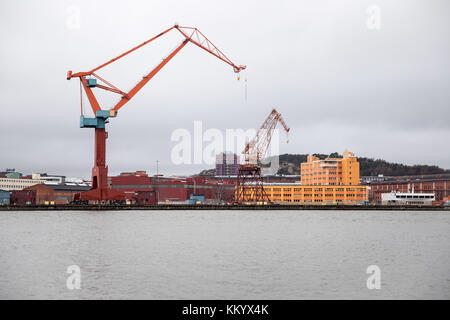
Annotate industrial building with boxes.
[107,171,158,204]
[236,150,368,205]
[111,171,235,204]
[261,150,367,204]
[263,184,368,204]
[365,173,450,204]
[215,152,239,176]
[10,184,90,205]
[10,189,35,205]
[0,189,10,205]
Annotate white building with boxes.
[381,190,435,206]
[0,177,44,191]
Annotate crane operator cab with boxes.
[86,78,97,87]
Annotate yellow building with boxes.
[301,150,360,186]
[259,150,367,205]
[236,150,368,205]
[263,184,368,205]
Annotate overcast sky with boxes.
[0,0,449,179]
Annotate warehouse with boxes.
[366,174,450,204]
[10,184,90,205]
[111,171,235,204]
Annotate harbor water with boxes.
[0,210,449,299]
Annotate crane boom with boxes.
[112,39,189,112]
[67,24,246,116]
[243,109,290,164]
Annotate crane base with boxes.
[234,164,271,205]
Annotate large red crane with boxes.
[67,24,246,202]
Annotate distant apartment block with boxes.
[301,150,360,186]
[215,152,238,176]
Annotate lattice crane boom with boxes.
[242,109,290,165]
[67,24,246,116]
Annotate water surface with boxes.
[0,210,449,299]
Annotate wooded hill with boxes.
[199,153,449,177]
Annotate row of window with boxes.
[271,193,366,198]
[395,195,434,199]
[0,179,39,183]
[281,199,357,203]
[301,172,342,176]
[266,188,366,192]
[0,185,31,190]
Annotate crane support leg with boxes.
[74,113,125,203]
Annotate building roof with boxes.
[365,177,450,185]
[47,185,90,191]
[24,184,90,192]
[262,182,303,186]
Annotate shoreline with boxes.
[0,204,449,211]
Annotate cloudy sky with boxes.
[0,0,449,178]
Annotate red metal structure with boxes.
[67,24,245,202]
[235,109,290,204]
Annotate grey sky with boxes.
[0,0,449,179]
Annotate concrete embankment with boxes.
[0,204,449,211]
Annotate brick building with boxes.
[111,171,235,204]
[366,174,450,204]
[10,189,36,205]
[10,184,90,205]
